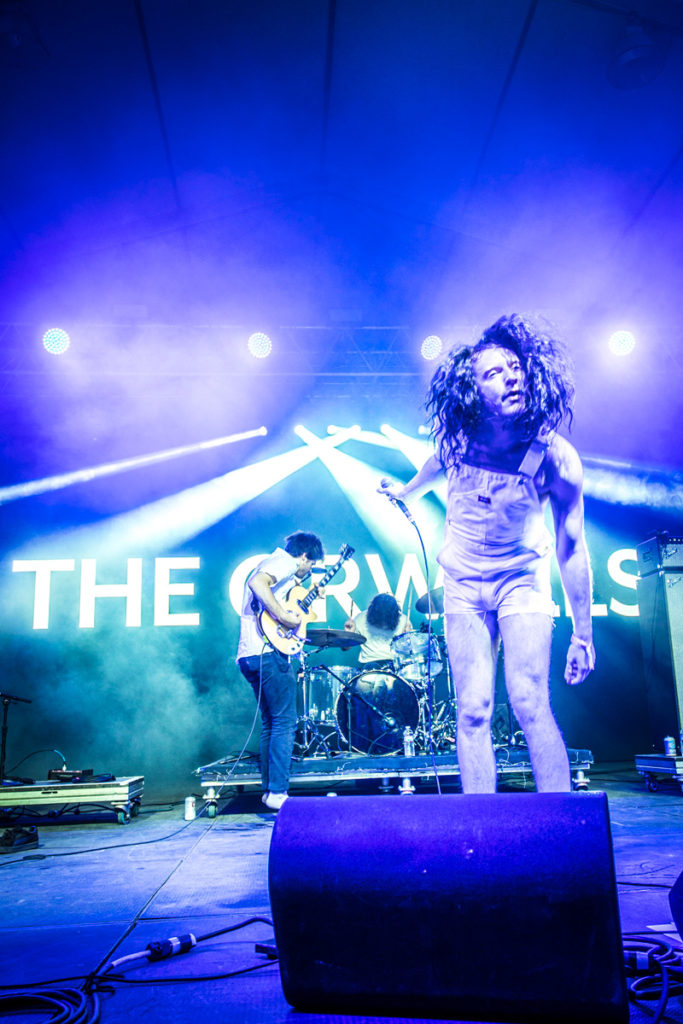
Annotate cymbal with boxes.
[306,628,366,650]
[415,588,444,615]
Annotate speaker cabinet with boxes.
[670,867,683,940]
[637,571,683,749]
[269,793,627,1024]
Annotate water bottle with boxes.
[403,726,415,757]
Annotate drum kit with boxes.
[294,588,458,759]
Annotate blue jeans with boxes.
[238,652,298,794]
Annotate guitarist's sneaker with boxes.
[262,792,289,811]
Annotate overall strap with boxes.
[518,430,553,477]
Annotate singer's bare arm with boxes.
[378,453,444,503]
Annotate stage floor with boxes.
[1,764,682,1024]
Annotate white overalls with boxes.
[437,437,555,619]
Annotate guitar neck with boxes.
[299,547,353,612]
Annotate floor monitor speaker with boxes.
[269,793,627,1023]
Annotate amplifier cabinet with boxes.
[637,570,683,750]
[637,535,683,576]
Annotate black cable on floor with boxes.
[623,933,683,1024]
[0,987,100,1023]
[0,916,277,1017]
[0,805,220,869]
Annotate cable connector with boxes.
[146,934,197,961]
[624,950,653,972]
[255,942,278,959]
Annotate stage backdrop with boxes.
[1,418,680,800]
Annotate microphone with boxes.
[379,477,415,523]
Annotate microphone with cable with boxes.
[390,497,415,524]
[379,478,415,524]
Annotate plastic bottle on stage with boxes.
[664,736,676,757]
[184,796,196,820]
[403,726,416,758]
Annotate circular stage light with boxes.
[608,330,635,356]
[421,335,443,361]
[42,327,70,355]
[248,332,272,358]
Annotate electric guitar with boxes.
[258,544,354,656]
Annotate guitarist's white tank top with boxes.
[236,547,298,660]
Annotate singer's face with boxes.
[473,346,526,420]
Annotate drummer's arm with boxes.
[344,615,360,633]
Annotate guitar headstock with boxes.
[339,543,355,561]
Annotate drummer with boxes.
[344,593,411,671]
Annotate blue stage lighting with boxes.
[42,328,70,355]
[248,332,272,358]
[608,330,635,356]
[420,335,443,361]
[0,428,268,505]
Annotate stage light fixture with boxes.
[247,332,272,358]
[42,328,70,355]
[608,330,635,356]
[608,20,670,90]
[420,335,443,361]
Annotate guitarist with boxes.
[237,531,324,811]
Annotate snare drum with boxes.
[390,630,442,683]
[335,669,420,755]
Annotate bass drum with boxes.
[335,670,420,756]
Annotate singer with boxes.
[379,314,595,793]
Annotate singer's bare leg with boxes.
[499,613,570,792]
[445,611,499,793]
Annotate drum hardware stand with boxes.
[428,698,458,751]
[294,655,338,759]
[438,634,456,702]
[297,630,365,757]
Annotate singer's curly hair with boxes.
[426,313,575,470]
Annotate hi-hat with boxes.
[415,588,444,615]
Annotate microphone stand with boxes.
[381,488,442,790]
[0,690,32,786]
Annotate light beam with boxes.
[0,428,268,505]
